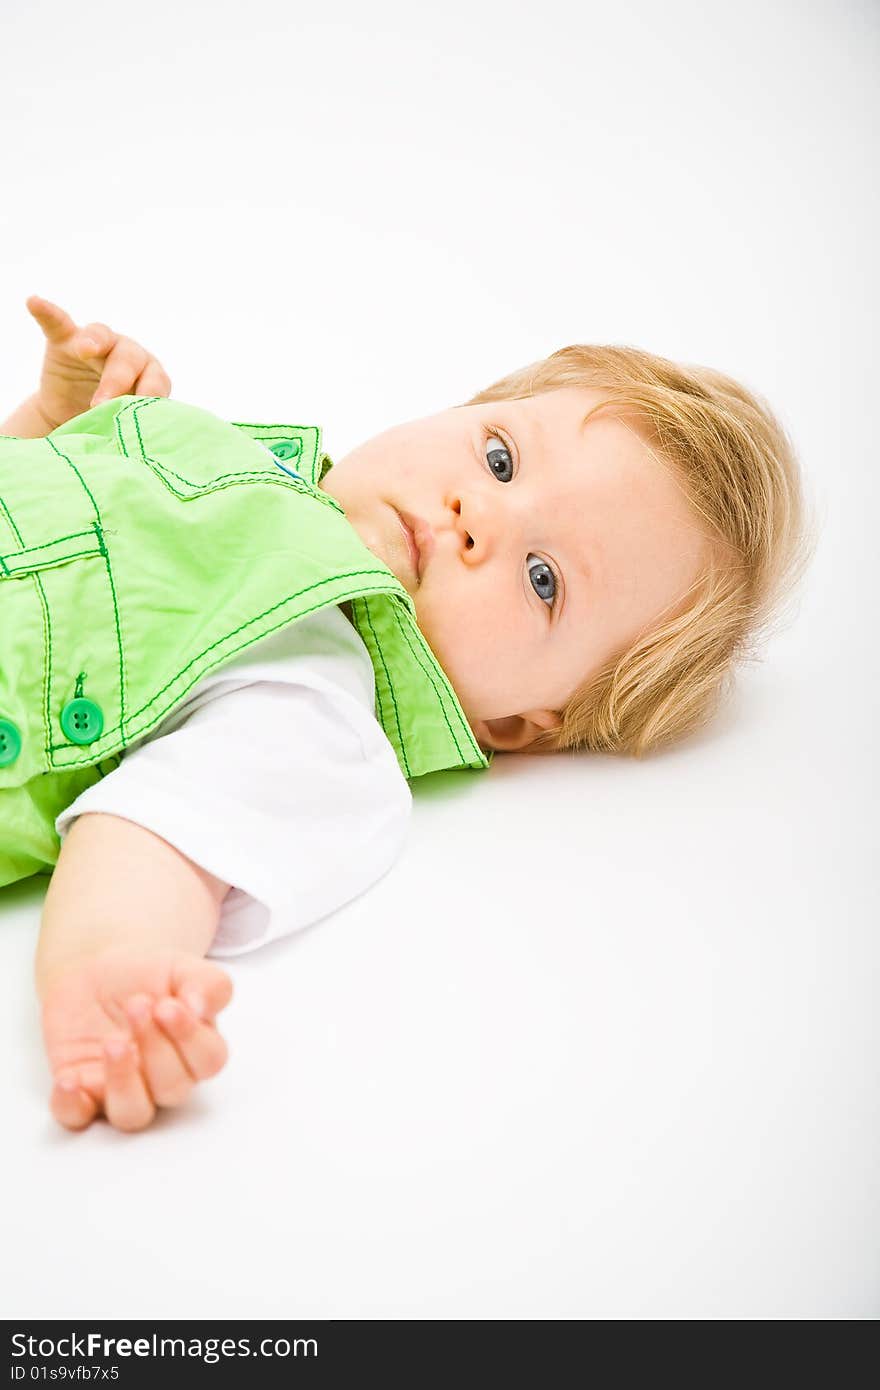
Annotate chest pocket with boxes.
[0,396,325,786]
[0,435,123,785]
[0,523,105,577]
[114,395,318,499]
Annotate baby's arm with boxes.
[36,812,234,1133]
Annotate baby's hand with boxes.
[24,294,172,432]
[40,946,233,1133]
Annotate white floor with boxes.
[1,0,877,1322]
[2,622,877,1318]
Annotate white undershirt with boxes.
[54,604,413,958]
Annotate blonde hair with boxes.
[461,345,819,758]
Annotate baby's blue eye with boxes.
[483,431,560,611]
[527,555,557,608]
[486,437,514,482]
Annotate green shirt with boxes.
[0,394,491,884]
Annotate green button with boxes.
[60,697,104,745]
[270,439,302,461]
[0,718,22,767]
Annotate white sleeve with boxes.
[54,680,413,958]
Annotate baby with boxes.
[0,296,814,1134]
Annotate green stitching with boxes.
[143,459,308,496]
[0,495,23,548]
[44,439,127,745]
[0,527,94,558]
[48,567,400,760]
[135,457,346,515]
[1,545,101,574]
[118,399,342,511]
[125,399,311,492]
[389,599,476,759]
[351,595,480,769]
[339,594,478,778]
[0,522,99,583]
[0,491,53,758]
[118,404,308,498]
[230,421,317,432]
[93,525,124,738]
[358,597,409,778]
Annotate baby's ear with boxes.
[471,709,562,753]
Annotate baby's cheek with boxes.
[417,590,510,711]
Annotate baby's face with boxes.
[320,385,712,752]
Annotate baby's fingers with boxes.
[125,994,195,1108]
[154,998,228,1082]
[102,1037,155,1133]
[76,322,117,361]
[90,340,152,407]
[133,360,172,398]
[50,1074,100,1132]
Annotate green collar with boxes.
[232,416,494,781]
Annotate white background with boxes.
[1,0,877,1319]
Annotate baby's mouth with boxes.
[394,509,420,579]
[394,508,435,582]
